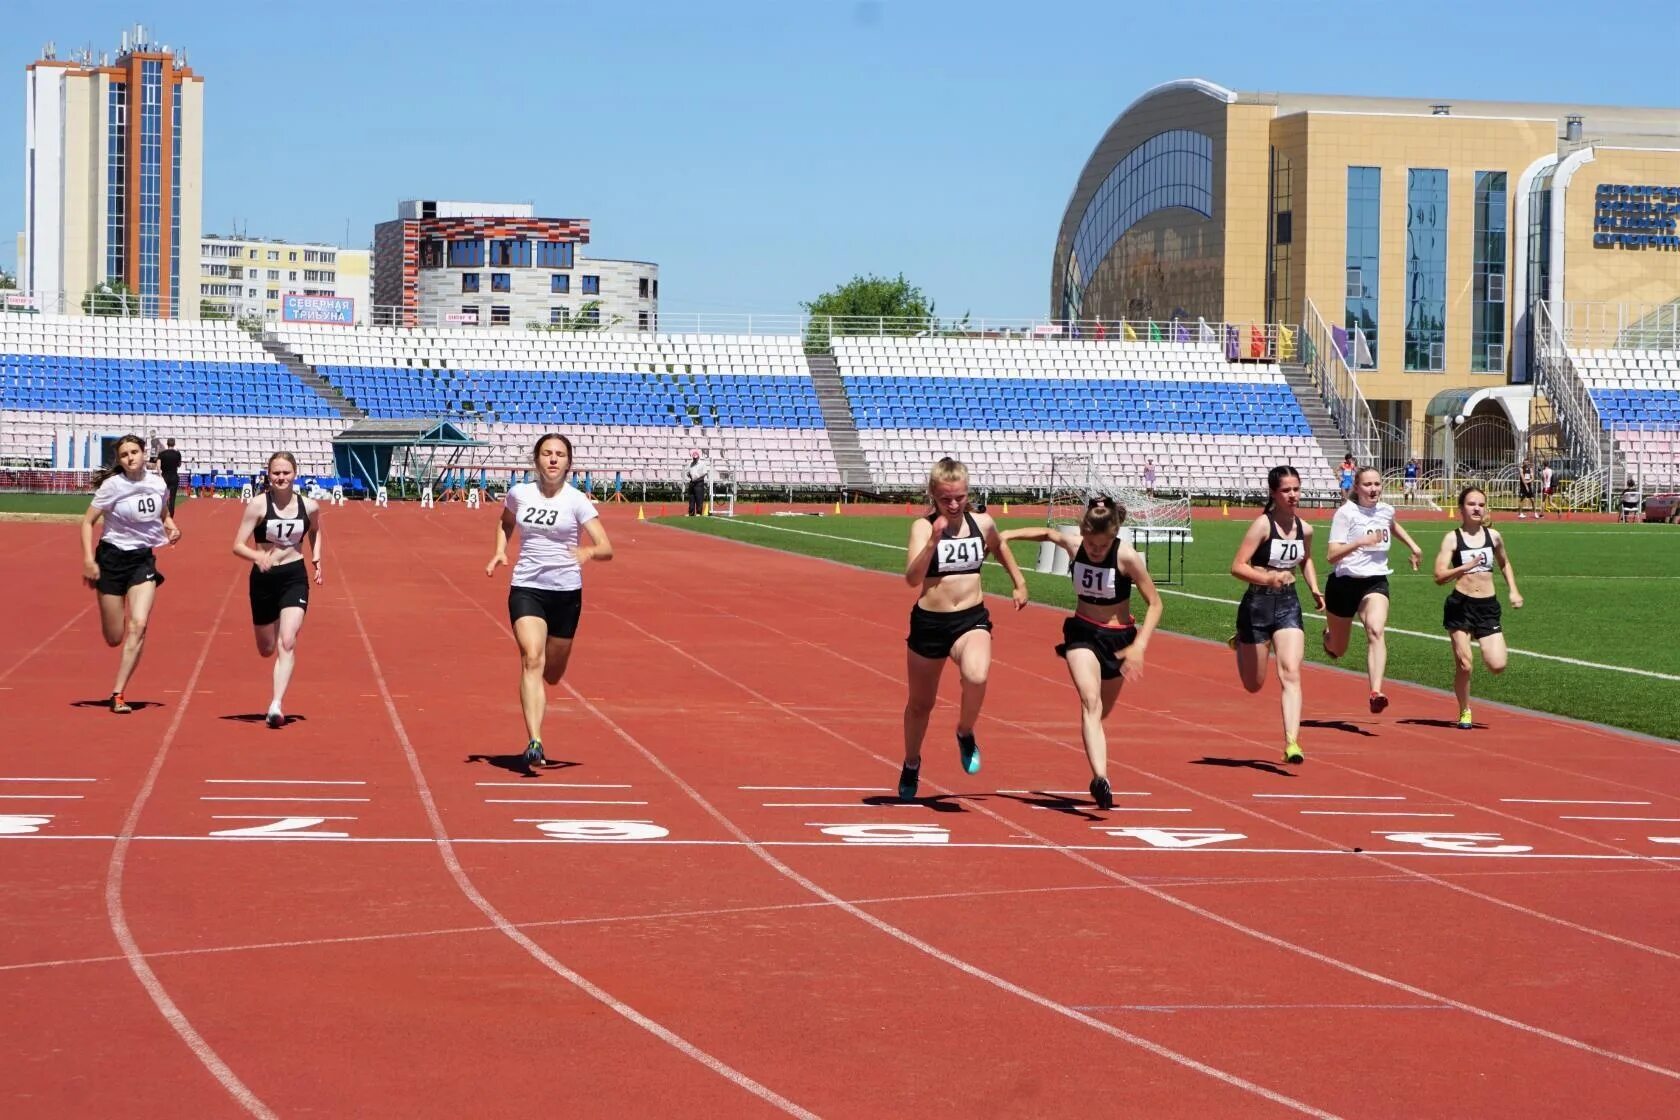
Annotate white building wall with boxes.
[23,67,65,307]
[413,254,657,329]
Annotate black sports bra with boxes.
[924,511,986,577]
[253,491,309,548]
[1249,515,1306,571]
[1072,538,1131,605]
[1451,528,1494,574]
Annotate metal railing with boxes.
[1533,300,1608,482]
[1300,299,1378,467]
[1551,299,1680,351]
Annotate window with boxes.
[460,304,479,323]
[549,306,568,325]
[551,274,570,294]
[652,279,658,299]
[267,269,280,280]
[303,269,334,283]
[461,273,480,293]
[638,310,649,330]
[267,289,279,300]
[1404,168,1449,372]
[491,305,511,325]
[491,272,511,292]
[638,277,650,298]
[288,251,298,262]
[288,271,298,281]
[447,239,485,267]
[1345,166,1381,368]
[249,249,258,259]
[1471,171,1508,374]
[535,241,574,269]
[268,250,279,261]
[1062,128,1216,321]
[489,239,531,267]
[581,275,600,295]
[579,305,600,326]
[248,288,257,298]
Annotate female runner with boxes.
[79,434,180,713]
[898,457,1029,800]
[1323,466,1423,713]
[1000,495,1162,808]
[1229,466,1325,763]
[487,433,613,767]
[231,452,323,728]
[1433,486,1523,729]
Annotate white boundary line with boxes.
[413,558,1342,1116]
[339,558,818,1119]
[643,562,1680,1064]
[103,576,277,1119]
[0,604,93,685]
[708,518,1680,683]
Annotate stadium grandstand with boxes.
[4,309,1365,502]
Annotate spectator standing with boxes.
[158,439,184,515]
[685,449,711,516]
[1142,458,1157,499]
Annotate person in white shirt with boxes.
[487,433,614,768]
[1322,465,1423,714]
[79,434,181,713]
[685,449,711,516]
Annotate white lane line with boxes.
[210,815,358,821]
[104,576,276,1119]
[1561,816,1680,823]
[203,779,366,786]
[709,518,1680,681]
[1254,794,1406,801]
[1503,798,1651,806]
[1002,789,1151,796]
[0,794,83,800]
[341,566,816,1120]
[1033,805,1191,812]
[762,802,919,808]
[512,818,656,824]
[740,785,884,792]
[483,799,648,806]
[476,782,632,788]
[10,833,1680,860]
[0,777,96,782]
[1301,811,1455,818]
[198,796,370,803]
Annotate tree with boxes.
[801,273,951,352]
[0,269,15,290]
[82,279,139,316]
[199,298,233,320]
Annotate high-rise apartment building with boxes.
[200,235,372,324]
[20,26,204,317]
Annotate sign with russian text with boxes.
[1593,184,1680,250]
[282,294,356,324]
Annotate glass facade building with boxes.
[1404,169,1449,371]
[1471,171,1508,373]
[1345,167,1382,369]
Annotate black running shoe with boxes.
[897,761,920,801]
[523,739,547,767]
[1089,776,1114,811]
[956,731,981,775]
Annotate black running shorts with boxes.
[94,541,164,597]
[906,603,992,660]
[508,585,583,639]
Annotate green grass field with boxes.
[0,493,90,515]
[660,512,1680,741]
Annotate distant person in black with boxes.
[158,439,184,515]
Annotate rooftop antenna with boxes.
[43,40,57,59]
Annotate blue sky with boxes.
[3,0,1674,316]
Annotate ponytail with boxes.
[1081,493,1127,534]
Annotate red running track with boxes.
[1,501,1678,1119]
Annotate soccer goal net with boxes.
[1041,452,1192,584]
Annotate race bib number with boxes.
[936,537,984,571]
[520,506,561,528]
[121,493,161,520]
[1461,546,1493,574]
[1072,561,1116,597]
[267,518,305,547]
[1267,539,1304,569]
[1361,523,1391,550]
